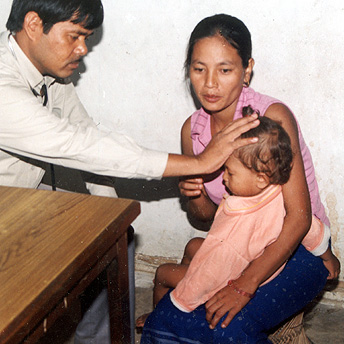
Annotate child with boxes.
[137,109,337,324]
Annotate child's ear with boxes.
[256,173,270,190]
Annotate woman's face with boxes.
[189,35,253,119]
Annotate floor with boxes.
[33,272,344,344]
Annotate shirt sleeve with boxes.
[302,216,330,256]
[0,80,168,180]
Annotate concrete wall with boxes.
[1,1,343,288]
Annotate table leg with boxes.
[107,231,131,344]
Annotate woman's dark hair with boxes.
[234,106,293,185]
[6,0,104,34]
[185,14,252,79]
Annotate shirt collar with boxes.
[8,32,55,92]
[223,184,282,215]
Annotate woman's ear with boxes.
[256,172,270,190]
[22,11,44,41]
[243,58,255,86]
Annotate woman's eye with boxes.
[221,69,232,74]
[193,67,204,72]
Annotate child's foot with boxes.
[136,313,151,328]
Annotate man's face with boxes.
[31,20,93,78]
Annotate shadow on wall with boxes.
[113,177,212,232]
[113,177,181,202]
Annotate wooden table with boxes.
[0,186,140,344]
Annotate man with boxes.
[0,0,258,342]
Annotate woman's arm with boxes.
[244,103,312,281]
[205,103,312,329]
[177,117,218,221]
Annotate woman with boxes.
[141,14,339,343]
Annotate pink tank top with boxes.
[191,87,330,227]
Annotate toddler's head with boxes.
[223,106,293,196]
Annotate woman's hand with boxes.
[205,281,255,329]
[321,248,341,280]
[179,176,217,222]
[179,177,204,198]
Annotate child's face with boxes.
[223,155,262,197]
[189,35,252,118]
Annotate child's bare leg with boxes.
[153,238,204,305]
[153,263,189,306]
[152,238,204,305]
[181,237,204,265]
[136,263,189,327]
[136,238,204,328]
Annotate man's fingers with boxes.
[233,137,259,150]
[226,119,260,139]
[217,117,259,145]
[221,113,259,134]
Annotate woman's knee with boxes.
[212,312,271,343]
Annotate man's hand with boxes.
[197,114,259,174]
[163,115,259,177]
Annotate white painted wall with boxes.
[1,0,343,281]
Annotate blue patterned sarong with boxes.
[141,245,328,344]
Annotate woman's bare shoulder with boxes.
[181,115,193,155]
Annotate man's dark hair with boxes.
[6,0,104,34]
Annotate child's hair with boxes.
[184,14,252,79]
[234,106,293,185]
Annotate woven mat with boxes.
[268,312,310,344]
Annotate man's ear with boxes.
[256,173,270,190]
[22,11,44,41]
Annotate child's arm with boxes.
[319,247,341,280]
